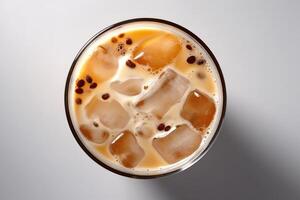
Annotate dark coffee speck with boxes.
[126,38,133,45]
[187,56,196,64]
[75,88,83,94]
[90,82,97,89]
[157,123,165,131]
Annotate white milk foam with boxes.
[68,21,224,176]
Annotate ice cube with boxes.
[85,96,129,129]
[110,131,145,168]
[152,125,201,164]
[79,124,109,144]
[180,90,216,132]
[132,34,181,70]
[136,69,189,118]
[110,79,143,96]
[84,46,118,81]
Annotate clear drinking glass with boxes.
[64,18,227,178]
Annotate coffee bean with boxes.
[102,93,110,100]
[118,33,125,38]
[111,37,117,43]
[75,98,82,104]
[76,79,85,87]
[90,82,97,89]
[126,38,132,45]
[93,122,99,127]
[86,75,92,83]
[75,88,83,94]
[186,44,192,50]
[157,123,165,131]
[164,125,171,131]
[197,59,206,65]
[126,60,136,68]
[187,56,196,64]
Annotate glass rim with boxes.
[64,18,227,179]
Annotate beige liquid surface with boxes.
[68,22,223,175]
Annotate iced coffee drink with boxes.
[65,19,226,177]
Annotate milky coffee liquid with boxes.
[68,21,224,176]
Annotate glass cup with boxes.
[64,18,227,178]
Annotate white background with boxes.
[0,0,300,199]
